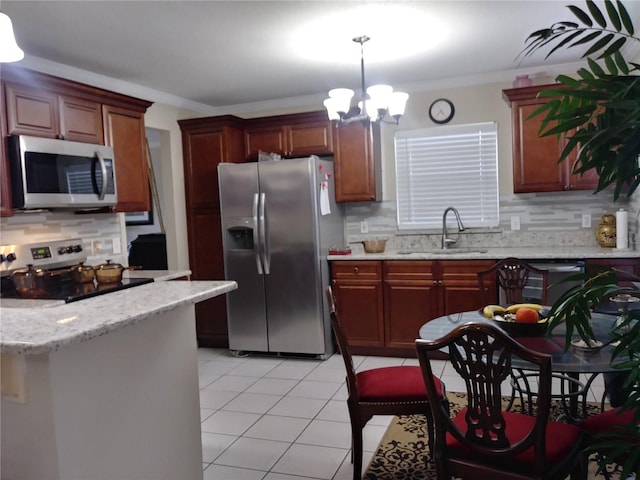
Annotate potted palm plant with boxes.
[520,0,639,476]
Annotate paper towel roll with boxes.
[616,208,628,249]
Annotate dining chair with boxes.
[579,405,639,479]
[325,286,449,480]
[477,257,549,306]
[415,322,586,480]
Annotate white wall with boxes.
[141,103,202,270]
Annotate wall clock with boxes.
[429,98,455,124]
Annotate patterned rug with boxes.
[364,392,612,480]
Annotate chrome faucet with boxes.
[442,207,465,249]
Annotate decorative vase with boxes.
[513,75,533,88]
[595,214,616,248]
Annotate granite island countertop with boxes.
[0,280,236,355]
[328,246,640,261]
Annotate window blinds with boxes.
[394,122,499,230]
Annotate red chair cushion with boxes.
[446,407,581,465]
[579,407,637,435]
[356,366,443,402]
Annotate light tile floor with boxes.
[198,348,606,480]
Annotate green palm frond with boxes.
[520,0,640,200]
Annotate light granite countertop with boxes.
[0,280,237,355]
[328,246,640,261]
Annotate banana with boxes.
[505,303,543,313]
[483,305,507,318]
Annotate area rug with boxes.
[364,392,611,480]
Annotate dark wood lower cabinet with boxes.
[331,259,496,357]
[331,261,384,354]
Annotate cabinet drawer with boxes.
[331,261,381,279]
[383,260,435,281]
[441,260,495,284]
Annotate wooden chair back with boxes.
[477,257,549,305]
[326,286,358,399]
[415,322,560,478]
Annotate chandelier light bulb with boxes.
[328,88,355,115]
[0,12,24,63]
[388,92,409,117]
[324,36,408,126]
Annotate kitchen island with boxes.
[1,279,237,480]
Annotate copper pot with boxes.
[70,262,95,284]
[94,260,141,284]
[11,264,68,297]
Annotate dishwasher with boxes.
[499,260,585,306]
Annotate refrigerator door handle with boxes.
[252,193,263,274]
[259,192,270,274]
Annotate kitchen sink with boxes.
[397,248,488,255]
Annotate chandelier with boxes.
[323,36,408,126]
[0,12,24,63]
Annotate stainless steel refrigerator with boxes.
[218,156,344,358]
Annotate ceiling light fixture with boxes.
[323,36,408,126]
[0,12,24,63]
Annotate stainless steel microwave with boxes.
[8,135,118,209]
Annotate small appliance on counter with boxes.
[0,238,153,304]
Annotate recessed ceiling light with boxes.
[292,4,447,64]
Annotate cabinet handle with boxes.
[331,279,336,285]
[353,267,359,273]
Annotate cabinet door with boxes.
[183,130,228,209]
[586,258,640,287]
[440,261,496,315]
[331,261,384,348]
[59,95,103,144]
[5,82,59,138]
[505,85,599,193]
[333,121,377,202]
[189,210,228,347]
[383,261,439,350]
[102,105,150,212]
[286,121,333,157]
[244,127,286,159]
[0,86,11,217]
[567,143,599,191]
[512,100,566,193]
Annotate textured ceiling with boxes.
[3,1,639,114]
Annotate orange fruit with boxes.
[515,307,539,323]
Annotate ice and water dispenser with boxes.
[227,226,254,250]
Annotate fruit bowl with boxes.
[479,305,551,337]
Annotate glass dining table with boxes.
[418,310,626,420]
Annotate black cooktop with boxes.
[0,276,154,303]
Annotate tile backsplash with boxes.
[345,190,639,252]
[0,210,127,265]
[2,189,638,263]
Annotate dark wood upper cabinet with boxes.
[102,105,149,212]
[243,111,333,160]
[59,94,104,144]
[0,66,152,216]
[333,120,380,202]
[503,84,598,193]
[0,85,11,217]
